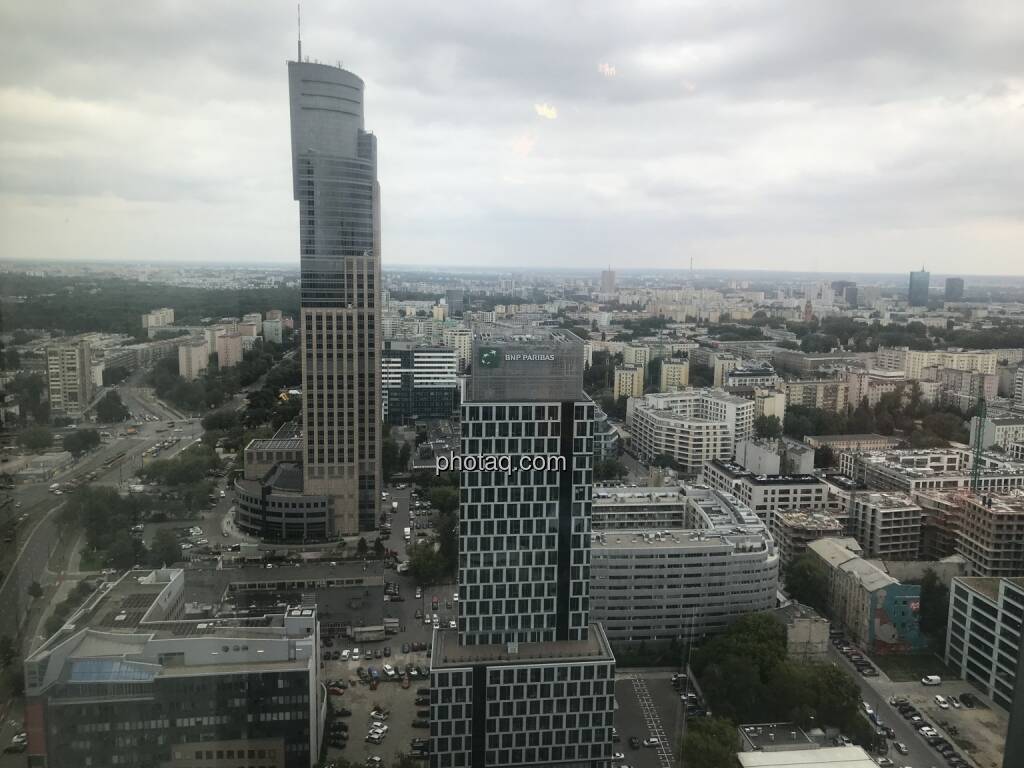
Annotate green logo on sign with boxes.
[479,347,500,368]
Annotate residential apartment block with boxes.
[613,365,644,400]
[627,389,754,474]
[659,358,690,391]
[592,485,688,530]
[970,414,1024,450]
[701,458,828,526]
[177,337,209,381]
[955,492,1024,577]
[840,448,1024,495]
[808,538,925,654]
[45,339,94,420]
[771,510,845,566]
[783,379,850,412]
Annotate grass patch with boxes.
[78,549,106,572]
[873,652,958,682]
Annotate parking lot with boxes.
[830,636,1008,768]
[322,666,430,764]
[613,670,682,768]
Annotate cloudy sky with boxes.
[2,1,1024,274]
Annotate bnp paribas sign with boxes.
[479,347,500,368]
[478,348,556,368]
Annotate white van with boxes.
[921,675,942,686]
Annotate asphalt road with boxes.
[830,644,976,768]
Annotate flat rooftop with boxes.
[710,459,824,486]
[739,722,814,751]
[955,576,1024,602]
[736,746,876,767]
[431,625,614,668]
[774,510,843,530]
[594,527,768,550]
[805,433,896,443]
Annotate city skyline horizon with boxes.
[4,3,1024,275]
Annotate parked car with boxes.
[642,737,660,748]
[629,737,641,749]
[921,675,942,685]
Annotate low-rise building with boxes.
[725,365,781,390]
[590,486,778,644]
[804,433,901,452]
[771,510,845,567]
[735,437,815,476]
[808,538,925,654]
[23,569,323,768]
[945,576,1024,710]
[771,602,831,663]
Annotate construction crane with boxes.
[969,396,987,493]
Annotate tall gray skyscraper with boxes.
[945,277,965,301]
[288,57,381,534]
[908,268,930,307]
[600,268,616,293]
[430,327,616,768]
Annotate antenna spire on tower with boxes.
[297,4,302,62]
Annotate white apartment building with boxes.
[1014,366,1024,405]
[590,486,778,643]
[875,346,998,379]
[45,339,93,420]
[701,458,828,526]
[141,307,174,330]
[242,312,263,335]
[442,326,472,372]
[262,318,283,344]
[592,485,688,530]
[846,369,911,407]
[660,359,690,391]
[970,414,1024,450]
[840,448,1024,495]
[177,337,209,381]
[623,344,651,370]
[628,390,754,474]
[613,365,644,400]
[215,332,243,369]
[725,366,781,389]
[946,576,1024,710]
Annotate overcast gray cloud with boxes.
[1,0,1023,273]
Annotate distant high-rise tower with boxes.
[288,57,381,534]
[945,277,965,302]
[908,269,930,307]
[445,288,465,316]
[600,267,616,293]
[429,327,616,768]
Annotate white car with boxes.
[642,737,660,748]
[383,664,395,677]
[340,650,350,661]
[453,592,459,602]
[423,615,432,625]
[433,618,440,629]
[935,694,949,709]
[370,722,388,732]
[921,675,942,686]
[448,620,457,629]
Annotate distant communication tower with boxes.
[970,396,987,493]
